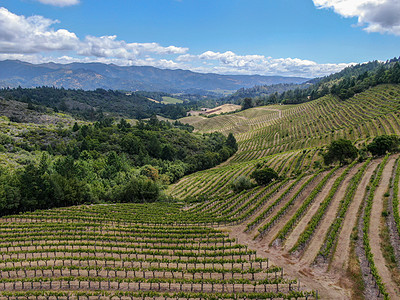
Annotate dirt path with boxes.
[283,169,343,251]
[300,164,361,265]
[224,225,351,299]
[369,156,400,299]
[331,160,380,271]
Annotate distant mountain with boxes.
[0,60,309,93]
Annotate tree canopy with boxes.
[367,135,399,156]
[323,139,358,165]
[250,167,279,185]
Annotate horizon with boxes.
[1,59,313,79]
[0,1,399,78]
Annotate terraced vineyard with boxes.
[170,84,400,299]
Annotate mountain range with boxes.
[0,60,308,93]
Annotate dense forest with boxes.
[0,116,238,216]
[0,87,188,120]
[264,58,400,104]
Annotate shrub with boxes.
[231,176,253,192]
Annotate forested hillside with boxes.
[0,110,237,216]
[0,87,188,120]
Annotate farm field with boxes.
[170,84,400,299]
[161,97,184,105]
[1,84,400,299]
[0,204,315,300]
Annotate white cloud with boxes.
[182,50,350,77]
[0,7,78,53]
[35,0,80,7]
[0,7,351,78]
[313,0,400,35]
[78,35,188,59]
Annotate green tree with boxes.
[250,167,279,185]
[226,133,238,152]
[324,139,358,165]
[367,135,399,156]
[241,98,253,110]
[231,176,253,192]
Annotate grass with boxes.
[161,96,184,104]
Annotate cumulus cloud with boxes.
[313,0,400,35]
[36,0,80,7]
[78,35,188,60]
[0,7,78,53]
[0,7,351,77]
[181,50,350,77]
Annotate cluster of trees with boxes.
[0,117,238,216]
[324,135,400,165]
[230,167,279,192]
[0,87,188,120]
[257,58,400,105]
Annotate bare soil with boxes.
[300,164,361,265]
[283,169,343,251]
[331,160,380,271]
[369,156,400,298]
[224,224,351,299]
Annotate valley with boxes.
[1,79,400,299]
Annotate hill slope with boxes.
[170,84,400,299]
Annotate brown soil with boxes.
[283,168,343,251]
[225,224,351,299]
[369,156,400,298]
[331,159,380,271]
[260,172,329,246]
[300,164,361,265]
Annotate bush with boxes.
[231,176,253,192]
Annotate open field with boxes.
[161,97,184,105]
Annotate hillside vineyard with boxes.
[1,84,400,299]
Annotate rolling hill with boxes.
[1,82,400,299]
[170,83,400,299]
[0,60,308,93]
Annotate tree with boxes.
[226,133,238,152]
[324,139,358,165]
[250,167,279,185]
[367,135,399,156]
[241,98,253,110]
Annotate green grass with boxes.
[161,96,184,104]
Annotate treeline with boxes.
[0,117,238,216]
[264,58,400,105]
[0,87,188,120]
[224,83,307,105]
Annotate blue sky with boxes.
[0,0,399,77]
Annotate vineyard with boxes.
[170,84,400,299]
[2,84,400,299]
[0,204,315,300]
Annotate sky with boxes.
[0,0,399,78]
